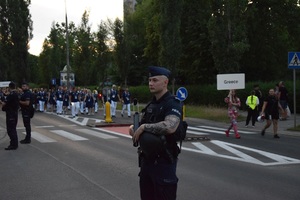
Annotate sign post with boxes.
[176,87,188,120]
[288,52,300,128]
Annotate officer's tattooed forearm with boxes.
[144,115,180,135]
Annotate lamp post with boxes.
[65,0,70,89]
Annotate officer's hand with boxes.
[129,125,134,136]
[131,124,144,143]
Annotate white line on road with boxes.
[77,129,118,139]
[50,130,88,141]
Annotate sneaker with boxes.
[252,125,255,128]
[225,130,229,137]
[20,139,31,144]
[235,133,241,139]
[245,125,248,128]
[261,129,265,136]
[274,134,280,139]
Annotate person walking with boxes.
[245,90,259,127]
[224,89,241,139]
[1,82,19,150]
[19,82,33,144]
[121,87,131,117]
[56,86,64,115]
[110,85,120,117]
[38,88,47,112]
[129,66,183,200]
[69,87,80,118]
[278,81,289,120]
[84,89,95,115]
[260,88,283,138]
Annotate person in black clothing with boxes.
[278,81,289,120]
[253,84,262,119]
[129,66,182,200]
[19,82,32,144]
[260,88,284,138]
[1,82,19,150]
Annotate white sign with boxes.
[217,73,245,90]
[0,81,11,88]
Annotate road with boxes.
[0,110,300,200]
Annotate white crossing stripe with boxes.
[35,126,55,129]
[199,125,254,134]
[23,131,57,143]
[50,130,88,141]
[188,126,256,135]
[77,129,118,139]
[182,140,300,166]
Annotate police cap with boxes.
[148,66,171,78]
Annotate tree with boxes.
[0,0,32,83]
[93,21,111,86]
[73,11,94,86]
[208,0,249,74]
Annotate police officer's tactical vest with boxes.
[140,93,187,158]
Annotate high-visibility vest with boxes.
[246,95,258,110]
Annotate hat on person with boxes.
[148,66,171,78]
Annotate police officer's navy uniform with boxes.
[19,86,32,144]
[2,82,19,150]
[136,66,183,200]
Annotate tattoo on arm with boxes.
[144,115,180,135]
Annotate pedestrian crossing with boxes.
[3,124,300,166]
[187,125,257,136]
[15,125,258,144]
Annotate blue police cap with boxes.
[148,66,171,78]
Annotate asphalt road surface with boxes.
[0,110,299,200]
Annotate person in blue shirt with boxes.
[69,87,80,118]
[121,87,131,117]
[110,85,120,117]
[56,86,64,115]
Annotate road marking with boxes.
[23,131,57,143]
[189,126,255,135]
[96,128,132,139]
[199,125,254,134]
[50,130,88,141]
[182,140,300,166]
[35,126,55,128]
[77,129,118,139]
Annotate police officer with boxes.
[19,82,32,144]
[129,66,183,200]
[1,82,19,150]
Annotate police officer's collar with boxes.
[152,91,172,103]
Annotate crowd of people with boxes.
[1,84,133,119]
[224,81,289,139]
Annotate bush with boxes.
[128,80,300,113]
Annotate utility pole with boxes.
[65,0,70,89]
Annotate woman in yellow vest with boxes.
[245,90,259,127]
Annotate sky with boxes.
[28,0,123,56]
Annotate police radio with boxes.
[133,112,139,147]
